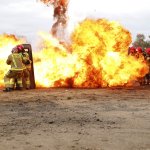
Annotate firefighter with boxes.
[135,47,145,85]
[17,45,32,89]
[135,47,144,60]
[3,47,25,92]
[145,48,150,85]
[129,46,136,56]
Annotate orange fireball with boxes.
[0,19,148,88]
[33,19,148,87]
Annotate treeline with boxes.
[132,34,150,50]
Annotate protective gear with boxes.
[17,45,24,53]
[135,47,144,59]
[3,87,13,92]
[129,46,136,53]
[129,46,136,54]
[22,52,32,70]
[129,46,136,57]
[136,47,142,53]
[23,69,30,89]
[4,70,23,89]
[21,52,32,89]
[6,53,26,70]
[4,53,25,90]
[25,60,30,65]
[145,48,150,55]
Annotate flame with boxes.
[34,19,149,88]
[0,19,148,88]
[34,32,79,87]
[0,34,25,87]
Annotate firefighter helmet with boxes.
[130,46,136,53]
[17,45,24,52]
[146,48,150,55]
[136,47,142,53]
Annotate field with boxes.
[0,87,150,150]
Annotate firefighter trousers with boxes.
[23,69,30,88]
[4,70,23,88]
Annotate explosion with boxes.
[40,0,69,37]
[34,19,148,88]
[0,19,148,88]
[0,34,25,87]
[0,2,148,88]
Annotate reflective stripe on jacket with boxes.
[6,53,25,71]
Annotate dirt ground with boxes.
[0,86,150,150]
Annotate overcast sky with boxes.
[0,0,150,46]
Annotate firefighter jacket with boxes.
[6,53,26,71]
[21,52,32,70]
